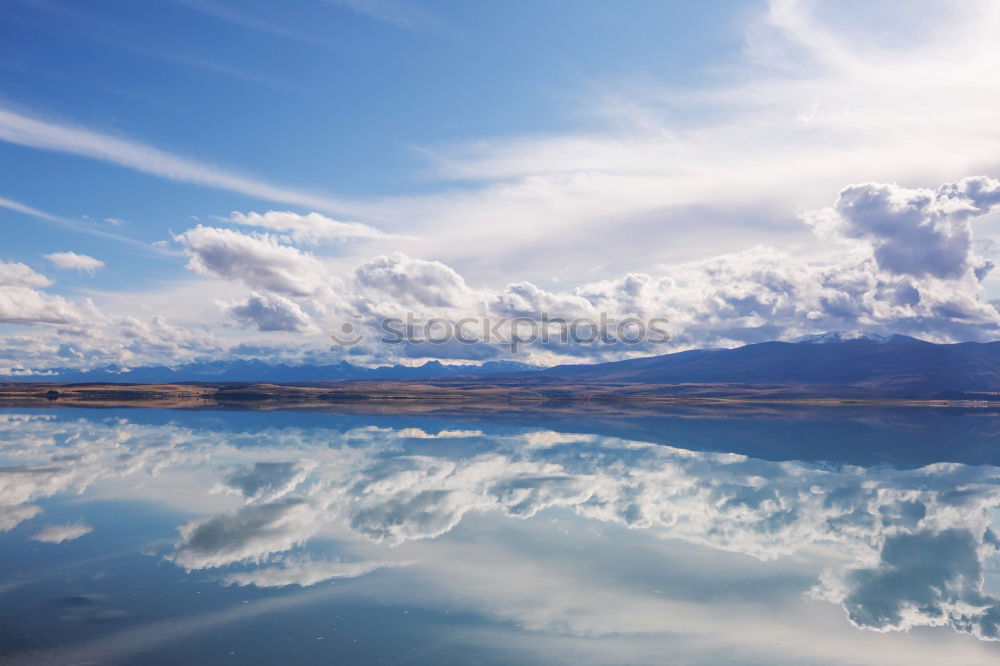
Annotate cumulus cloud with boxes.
[343,0,1000,283]
[32,522,93,543]
[169,498,321,570]
[0,262,52,288]
[0,262,105,334]
[155,175,1000,366]
[175,226,327,296]
[0,262,228,369]
[814,528,1000,640]
[808,176,1000,280]
[44,251,106,274]
[352,253,476,310]
[0,286,92,326]
[230,210,391,245]
[5,1,1000,308]
[2,170,999,371]
[227,292,315,332]
[14,0,1000,289]
[117,314,217,355]
[220,461,313,502]
[0,504,41,531]
[0,311,221,373]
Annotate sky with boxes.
[2,0,1000,371]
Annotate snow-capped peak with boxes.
[794,332,910,344]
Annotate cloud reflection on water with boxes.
[0,410,999,645]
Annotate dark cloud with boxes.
[170,498,319,569]
[222,461,310,501]
[838,528,1000,640]
[227,293,314,332]
[821,176,1000,280]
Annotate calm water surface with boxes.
[1,405,999,665]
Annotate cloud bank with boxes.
[2,175,1000,370]
[159,176,1000,365]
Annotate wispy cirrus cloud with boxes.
[229,210,395,245]
[0,194,175,256]
[0,262,51,289]
[0,195,73,226]
[348,0,1000,283]
[324,0,446,31]
[10,0,308,92]
[0,107,352,214]
[171,0,328,47]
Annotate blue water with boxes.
[0,405,999,665]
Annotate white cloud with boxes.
[0,504,42,532]
[0,195,172,255]
[0,107,350,213]
[222,556,387,588]
[116,314,221,358]
[813,528,1000,640]
[220,461,314,502]
[3,173,999,370]
[169,498,321,570]
[352,253,476,310]
[5,1,1000,291]
[45,251,106,274]
[230,210,391,245]
[167,175,1000,365]
[329,0,1000,283]
[4,1,1000,367]
[0,304,223,374]
[31,522,93,543]
[0,286,92,326]
[175,226,328,296]
[807,176,1000,280]
[0,195,77,227]
[227,292,315,332]
[0,261,51,288]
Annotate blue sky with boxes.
[2,0,1000,370]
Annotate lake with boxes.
[1,404,999,665]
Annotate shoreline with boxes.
[0,381,997,410]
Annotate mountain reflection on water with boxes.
[1,406,999,665]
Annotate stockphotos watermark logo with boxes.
[331,313,670,352]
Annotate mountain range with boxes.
[0,359,537,383]
[5,333,1000,399]
[535,334,1000,398]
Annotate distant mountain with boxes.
[792,332,913,344]
[538,334,1000,397]
[10,334,1000,399]
[1,359,537,383]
